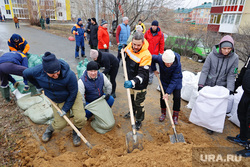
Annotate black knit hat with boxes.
[87,61,99,71]
[42,52,61,74]
[101,20,108,26]
[91,17,96,23]
[151,20,159,26]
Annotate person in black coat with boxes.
[89,18,99,49]
[90,49,119,98]
[227,55,250,157]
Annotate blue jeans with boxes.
[85,95,114,119]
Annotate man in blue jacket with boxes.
[8,34,30,54]
[23,52,87,146]
[0,51,29,102]
[71,18,85,59]
[151,49,182,124]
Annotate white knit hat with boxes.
[136,25,143,32]
[162,49,175,63]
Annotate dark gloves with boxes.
[229,91,234,95]
[105,94,110,100]
[57,110,66,117]
[124,81,133,88]
[198,86,203,91]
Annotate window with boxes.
[4,0,9,4]
[58,12,62,17]
[6,10,11,14]
[186,40,196,47]
[57,3,62,7]
[235,14,241,24]
[240,0,245,5]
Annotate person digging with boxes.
[23,52,87,146]
[151,49,182,124]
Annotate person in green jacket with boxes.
[40,16,45,30]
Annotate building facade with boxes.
[0,0,71,21]
[207,0,250,33]
[192,2,212,24]
[174,8,193,22]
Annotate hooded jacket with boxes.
[151,52,182,94]
[23,60,78,113]
[144,27,164,55]
[198,35,238,92]
[71,20,85,41]
[124,40,152,90]
[8,34,30,54]
[89,23,99,47]
[98,26,109,49]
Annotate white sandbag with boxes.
[24,95,53,124]
[189,86,229,133]
[17,94,43,110]
[12,89,30,100]
[187,89,199,109]
[181,71,196,101]
[227,86,243,127]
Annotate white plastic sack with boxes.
[226,95,234,114]
[181,71,196,101]
[227,86,243,127]
[12,89,30,100]
[17,94,43,110]
[187,89,199,109]
[189,86,229,133]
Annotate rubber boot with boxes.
[73,128,81,147]
[28,82,42,96]
[3,86,11,102]
[42,124,54,142]
[172,111,179,125]
[159,108,166,122]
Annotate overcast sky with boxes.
[180,0,213,8]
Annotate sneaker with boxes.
[206,129,214,135]
[159,114,166,122]
[236,149,250,157]
[156,85,161,92]
[111,93,116,98]
[75,57,80,59]
[123,112,130,119]
[148,81,152,85]
[135,121,142,130]
[227,135,248,147]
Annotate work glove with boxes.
[76,31,79,35]
[104,94,110,100]
[229,91,234,95]
[198,86,203,91]
[103,44,107,49]
[23,85,30,91]
[124,81,133,88]
[57,110,66,117]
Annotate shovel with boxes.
[156,74,185,143]
[121,49,143,153]
[45,94,93,149]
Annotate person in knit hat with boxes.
[78,61,115,121]
[136,19,146,34]
[198,35,238,135]
[98,19,109,52]
[8,33,30,54]
[144,20,165,85]
[151,49,183,124]
[127,25,144,44]
[85,18,92,42]
[89,17,99,49]
[90,49,119,97]
[23,52,87,147]
[71,18,85,59]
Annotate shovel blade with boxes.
[126,131,143,153]
[170,133,185,143]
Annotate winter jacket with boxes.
[235,56,250,94]
[198,35,238,92]
[13,17,19,23]
[144,27,164,55]
[151,53,182,94]
[0,51,28,68]
[116,23,130,45]
[89,23,99,47]
[71,20,85,42]
[8,34,30,54]
[23,60,78,113]
[46,17,50,24]
[85,21,91,34]
[98,26,109,49]
[135,22,146,34]
[78,70,112,104]
[95,51,119,75]
[124,40,151,90]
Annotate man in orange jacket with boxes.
[98,20,109,52]
[8,34,30,54]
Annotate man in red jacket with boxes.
[98,20,109,52]
[144,20,164,84]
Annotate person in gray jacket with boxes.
[198,35,238,134]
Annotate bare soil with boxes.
[1,25,250,166]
